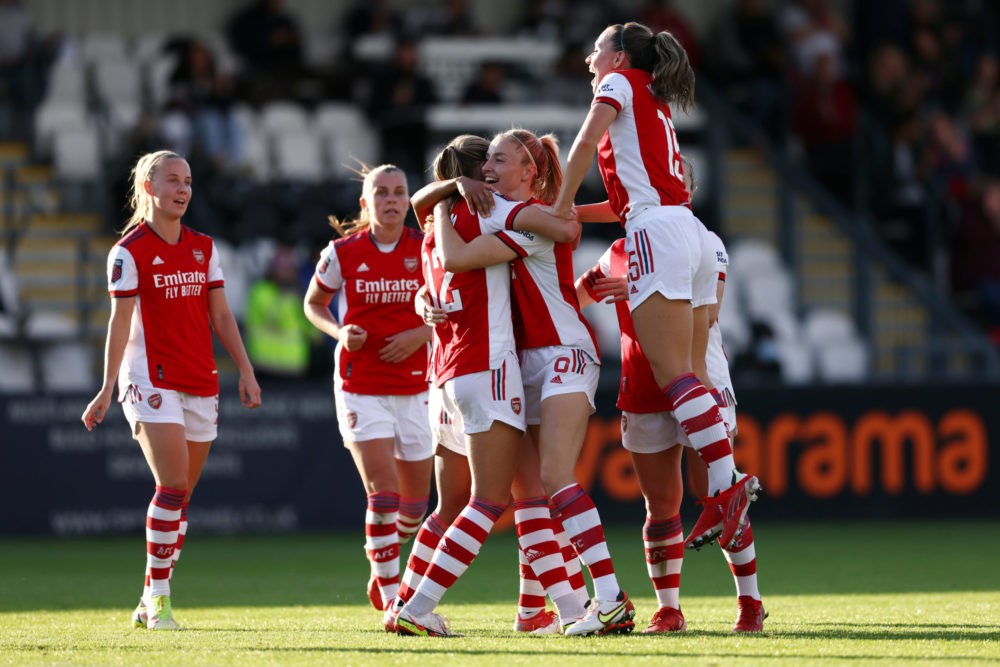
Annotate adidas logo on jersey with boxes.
[630,285,638,294]
[152,256,165,265]
[550,375,563,384]
[358,262,370,272]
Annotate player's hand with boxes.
[81,388,114,431]
[551,204,576,221]
[456,177,494,216]
[422,300,446,325]
[239,371,262,409]
[339,324,368,351]
[378,327,428,363]
[591,276,628,303]
[414,285,429,317]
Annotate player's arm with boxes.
[575,200,619,223]
[434,201,518,272]
[411,176,493,224]
[510,204,580,244]
[552,102,618,219]
[379,323,433,363]
[303,278,367,351]
[574,260,627,308]
[82,295,135,430]
[208,287,261,408]
[708,277,725,328]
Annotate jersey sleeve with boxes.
[495,227,551,259]
[108,245,138,297]
[478,194,525,234]
[208,241,225,288]
[710,232,729,281]
[314,241,343,292]
[594,71,632,113]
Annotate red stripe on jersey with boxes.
[496,231,530,258]
[595,96,622,112]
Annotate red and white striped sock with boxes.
[550,483,620,602]
[644,514,684,609]
[721,521,760,599]
[365,491,401,609]
[552,514,589,606]
[168,504,188,582]
[517,550,546,619]
[514,497,585,620]
[146,485,185,599]
[397,495,428,544]
[664,373,735,494]
[397,512,446,604]
[404,497,506,617]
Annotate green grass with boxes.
[1,521,998,665]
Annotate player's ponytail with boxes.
[617,21,695,112]
[122,150,184,235]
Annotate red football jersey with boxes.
[107,223,223,397]
[594,68,689,223]
[314,227,428,395]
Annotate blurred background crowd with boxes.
[1,0,998,392]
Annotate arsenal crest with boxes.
[148,393,162,409]
[347,411,357,428]
[111,258,123,283]
[404,256,419,272]
[511,397,522,415]
[621,414,628,433]
[192,249,205,264]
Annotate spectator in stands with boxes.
[160,38,244,173]
[460,61,507,105]
[344,0,404,38]
[419,0,478,36]
[707,0,791,144]
[244,243,317,381]
[226,0,308,102]
[366,37,439,183]
[0,0,47,138]
[875,109,931,267]
[792,51,857,200]
[950,178,1000,327]
[778,0,849,79]
[924,109,976,204]
[963,53,1000,176]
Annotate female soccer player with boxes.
[428,128,635,636]
[81,150,262,630]
[303,164,434,620]
[576,160,766,633]
[393,134,582,637]
[552,21,759,552]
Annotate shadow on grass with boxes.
[1,521,999,613]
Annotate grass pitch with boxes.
[1,521,997,666]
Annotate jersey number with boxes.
[431,250,463,313]
[656,110,683,183]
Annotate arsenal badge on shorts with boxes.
[404,256,419,272]
[192,249,205,264]
[347,411,357,428]
[511,397,522,415]
[148,393,162,409]
[621,414,628,433]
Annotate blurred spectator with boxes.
[949,179,1000,327]
[461,61,507,105]
[963,53,1000,176]
[779,0,849,79]
[159,38,245,173]
[793,52,857,201]
[638,0,701,70]
[344,0,404,38]
[922,109,975,203]
[0,0,49,138]
[244,244,318,380]
[708,0,791,145]
[226,0,315,102]
[365,37,439,181]
[875,110,932,267]
[515,0,568,41]
[865,44,917,132]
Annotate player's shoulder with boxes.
[117,224,148,249]
[401,226,425,243]
[332,228,369,250]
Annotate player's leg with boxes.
[511,435,585,632]
[630,432,686,633]
[394,393,434,544]
[347,437,403,612]
[135,421,189,630]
